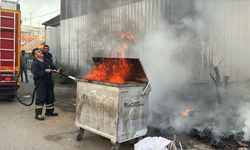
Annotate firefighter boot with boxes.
[35,114,45,121]
[45,112,58,116]
[35,105,44,121]
[45,103,58,116]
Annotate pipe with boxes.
[52,69,76,81]
[67,75,76,81]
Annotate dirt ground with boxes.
[0,72,133,150]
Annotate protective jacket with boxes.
[31,59,56,115]
[43,51,54,67]
[31,59,54,85]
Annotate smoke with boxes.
[139,0,250,141]
[58,0,250,141]
[239,102,250,140]
[140,25,192,113]
[139,0,204,125]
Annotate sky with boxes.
[19,0,60,27]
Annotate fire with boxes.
[119,42,128,58]
[84,32,134,84]
[84,58,131,84]
[180,108,194,117]
[119,32,135,41]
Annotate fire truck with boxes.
[0,1,21,97]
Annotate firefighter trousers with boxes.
[35,82,55,115]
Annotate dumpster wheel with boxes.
[128,136,144,145]
[76,128,84,141]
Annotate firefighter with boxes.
[42,45,54,64]
[42,44,56,101]
[31,48,58,121]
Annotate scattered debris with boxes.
[236,141,248,148]
[188,128,249,149]
[188,128,213,144]
[147,126,188,149]
[134,136,177,150]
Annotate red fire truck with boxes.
[0,1,21,97]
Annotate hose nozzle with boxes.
[52,69,76,81]
[68,75,76,81]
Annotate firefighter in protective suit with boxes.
[31,48,58,121]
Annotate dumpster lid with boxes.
[84,57,148,84]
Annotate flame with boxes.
[119,32,135,41]
[180,108,194,117]
[83,32,134,84]
[119,42,128,58]
[119,32,127,39]
[84,58,131,84]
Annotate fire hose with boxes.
[16,68,76,106]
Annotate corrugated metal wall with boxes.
[45,26,61,64]
[60,0,143,20]
[52,0,250,81]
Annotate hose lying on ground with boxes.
[16,80,41,106]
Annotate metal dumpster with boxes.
[75,57,151,149]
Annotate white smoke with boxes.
[139,0,250,141]
[140,25,192,113]
[59,0,250,141]
[238,96,250,140]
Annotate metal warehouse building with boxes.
[44,0,250,82]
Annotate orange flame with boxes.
[83,32,134,84]
[119,32,135,41]
[84,58,131,84]
[180,108,194,117]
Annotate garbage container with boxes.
[75,57,151,150]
